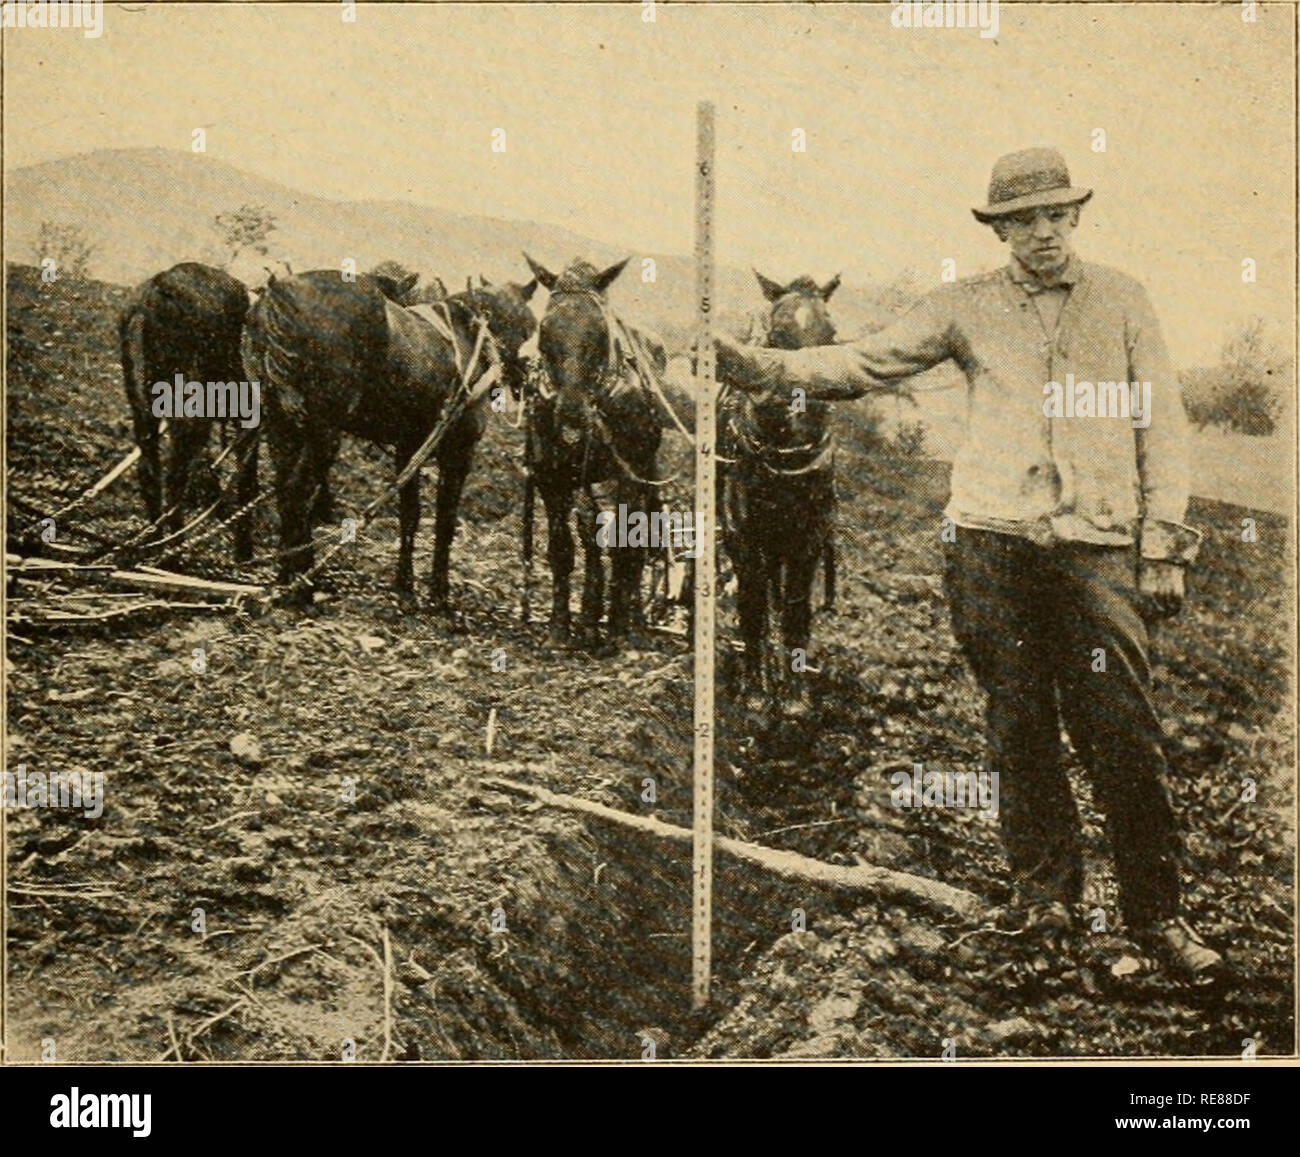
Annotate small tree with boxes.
[1182,318,1288,436]
[33,221,96,279]
[214,204,277,262]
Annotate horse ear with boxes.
[821,273,841,300]
[594,257,630,293]
[754,270,785,302]
[523,252,557,291]
[520,278,538,302]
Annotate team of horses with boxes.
[119,256,846,708]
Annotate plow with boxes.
[5,333,505,631]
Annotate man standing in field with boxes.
[713,147,1222,980]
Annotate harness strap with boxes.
[407,301,467,378]
[732,410,837,477]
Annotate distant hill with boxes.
[5,147,907,348]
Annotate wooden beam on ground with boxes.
[481,771,986,923]
[10,600,235,629]
[5,556,264,602]
[105,566,264,601]
[6,554,113,574]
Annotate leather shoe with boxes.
[1136,917,1224,981]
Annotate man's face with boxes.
[995,205,1079,278]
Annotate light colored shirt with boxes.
[716,257,1199,561]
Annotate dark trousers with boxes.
[943,529,1181,928]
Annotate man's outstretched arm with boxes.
[714,293,955,402]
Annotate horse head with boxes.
[754,270,839,350]
[456,272,538,397]
[524,253,630,428]
[746,270,841,447]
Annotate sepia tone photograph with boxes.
[1,0,1296,1088]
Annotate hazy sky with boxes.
[4,1,1295,363]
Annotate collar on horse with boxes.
[731,409,836,476]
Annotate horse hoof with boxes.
[396,589,419,612]
[274,584,313,611]
[432,603,468,633]
[547,622,571,647]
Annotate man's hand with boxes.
[689,335,763,396]
[1137,559,1185,620]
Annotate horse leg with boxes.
[130,409,162,526]
[162,418,208,541]
[394,439,420,598]
[607,480,642,641]
[734,499,768,705]
[822,527,837,612]
[121,310,162,524]
[779,530,820,716]
[630,481,655,633]
[430,429,478,614]
[269,419,315,595]
[232,428,259,564]
[310,430,341,526]
[576,486,605,648]
[539,479,575,644]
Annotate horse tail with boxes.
[119,300,148,427]
[120,292,169,523]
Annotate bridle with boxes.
[534,285,683,487]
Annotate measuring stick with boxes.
[692,100,717,1011]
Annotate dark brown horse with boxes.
[522,254,668,648]
[244,269,536,605]
[119,262,258,559]
[723,271,840,710]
